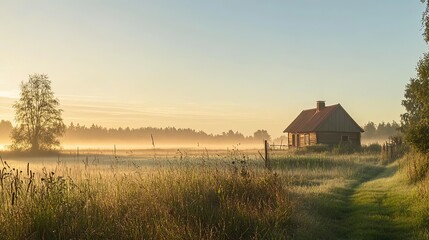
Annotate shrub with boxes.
[296,144,332,154]
[332,142,361,155]
[361,143,382,154]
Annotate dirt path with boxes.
[341,164,416,240]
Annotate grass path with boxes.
[341,163,418,240]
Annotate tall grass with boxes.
[0,154,291,239]
[0,150,384,239]
[401,150,429,238]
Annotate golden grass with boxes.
[0,150,385,239]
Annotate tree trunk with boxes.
[31,136,39,152]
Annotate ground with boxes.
[0,149,426,239]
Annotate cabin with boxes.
[284,101,364,147]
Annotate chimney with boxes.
[317,101,325,111]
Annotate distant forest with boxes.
[0,120,271,148]
[0,120,13,142]
[0,120,400,148]
[361,121,401,141]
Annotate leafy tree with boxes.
[422,0,429,42]
[400,1,429,154]
[253,129,271,141]
[363,121,376,138]
[401,54,429,133]
[11,74,65,152]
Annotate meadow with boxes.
[0,148,427,239]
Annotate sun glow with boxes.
[0,90,18,99]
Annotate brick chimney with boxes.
[317,101,325,111]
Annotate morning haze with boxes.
[1,1,429,239]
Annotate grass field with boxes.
[0,148,427,239]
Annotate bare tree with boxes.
[11,74,65,152]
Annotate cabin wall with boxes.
[288,133,302,147]
[316,132,361,146]
[310,132,317,145]
[288,132,318,148]
[288,133,293,147]
[299,134,304,147]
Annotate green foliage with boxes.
[296,143,372,155]
[401,53,429,132]
[405,119,429,154]
[422,0,429,43]
[11,74,65,152]
[400,1,429,181]
[332,142,361,154]
[296,144,332,154]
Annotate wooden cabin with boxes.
[284,101,364,147]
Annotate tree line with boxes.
[361,121,401,140]
[63,123,271,146]
[2,117,403,148]
[0,119,272,148]
[0,120,13,142]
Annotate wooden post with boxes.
[114,144,117,158]
[77,146,79,160]
[264,140,270,170]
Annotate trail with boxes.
[341,163,416,240]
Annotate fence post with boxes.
[264,140,271,170]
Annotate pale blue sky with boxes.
[0,1,427,137]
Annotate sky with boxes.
[0,1,427,138]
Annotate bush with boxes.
[361,143,382,154]
[296,144,332,154]
[405,120,429,154]
[296,143,364,155]
[332,142,361,154]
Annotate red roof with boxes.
[283,104,364,133]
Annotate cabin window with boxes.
[292,134,295,146]
[341,135,349,142]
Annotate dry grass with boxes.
[0,149,385,239]
[0,151,291,239]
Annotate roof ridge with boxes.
[303,103,339,112]
[283,103,344,133]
